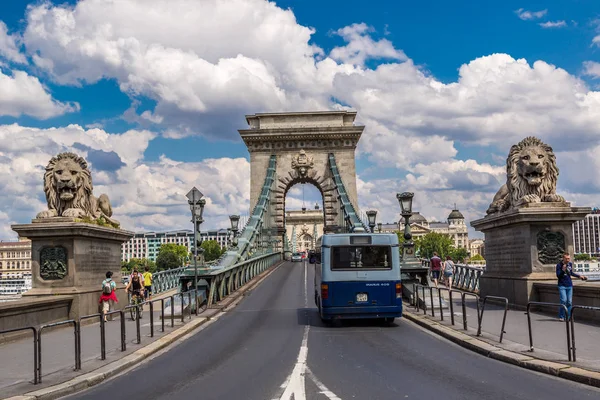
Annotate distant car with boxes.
[291,252,303,262]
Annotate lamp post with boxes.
[366,210,377,233]
[187,187,205,293]
[229,215,240,238]
[397,192,414,250]
[397,192,426,285]
[377,222,382,233]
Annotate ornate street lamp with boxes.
[366,210,377,233]
[229,214,240,237]
[397,192,414,246]
[397,192,424,285]
[187,187,206,293]
[377,222,382,233]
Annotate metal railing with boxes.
[206,252,282,306]
[420,260,484,293]
[79,313,106,360]
[3,251,282,386]
[569,305,600,362]
[217,155,278,268]
[477,296,508,343]
[38,320,80,383]
[413,283,483,334]
[328,153,367,233]
[454,265,484,293]
[526,301,572,361]
[152,267,187,294]
[0,326,38,384]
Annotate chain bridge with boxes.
[2,112,600,400]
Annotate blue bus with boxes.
[310,233,402,324]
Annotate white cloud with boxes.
[329,23,407,66]
[334,54,600,156]
[515,8,548,20]
[0,21,26,64]
[0,123,250,239]
[593,35,600,47]
[0,0,597,239]
[583,61,600,78]
[539,20,567,28]
[0,69,79,118]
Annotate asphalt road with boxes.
[68,261,600,400]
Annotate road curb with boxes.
[402,310,600,389]
[4,260,285,400]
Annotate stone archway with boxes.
[239,111,365,236]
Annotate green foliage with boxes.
[122,258,156,273]
[156,243,189,270]
[395,231,405,246]
[470,253,485,261]
[415,232,454,260]
[574,253,593,261]
[450,247,469,262]
[201,240,225,262]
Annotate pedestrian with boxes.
[99,271,118,322]
[142,266,153,300]
[429,252,442,288]
[443,255,455,288]
[556,253,588,321]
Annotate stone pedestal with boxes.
[11,218,134,320]
[471,203,591,307]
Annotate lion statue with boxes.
[36,152,120,227]
[486,136,565,214]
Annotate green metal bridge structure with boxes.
[155,111,372,308]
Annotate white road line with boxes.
[278,325,309,400]
[275,260,342,400]
[306,367,342,400]
[304,260,308,308]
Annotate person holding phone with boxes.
[556,253,588,321]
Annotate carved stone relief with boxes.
[537,231,565,265]
[40,246,68,280]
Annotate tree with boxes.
[470,254,485,262]
[201,240,225,262]
[156,243,189,270]
[122,258,156,273]
[574,253,593,261]
[450,247,469,263]
[415,232,454,260]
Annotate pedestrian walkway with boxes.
[0,289,202,399]
[410,286,600,373]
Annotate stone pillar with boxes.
[12,218,134,320]
[471,203,590,307]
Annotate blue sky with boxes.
[0,0,599,238]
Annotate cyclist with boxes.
[125,269,145,316]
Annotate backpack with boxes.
[445,260,455,273]
[102,280,112,295]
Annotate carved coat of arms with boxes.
[291,150,314,177]
[537,231,565,265]
[40,247,68,280]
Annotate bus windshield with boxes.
[330,246,392,270]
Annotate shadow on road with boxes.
[296,307,400,328]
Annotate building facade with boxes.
[469,238,485,258]
[0,239,32,280]
[285,203,324,253]
[121,229,232,262]
[573,208,600,256]
[398,208,469,249]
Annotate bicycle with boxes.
[128,290,144,321]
